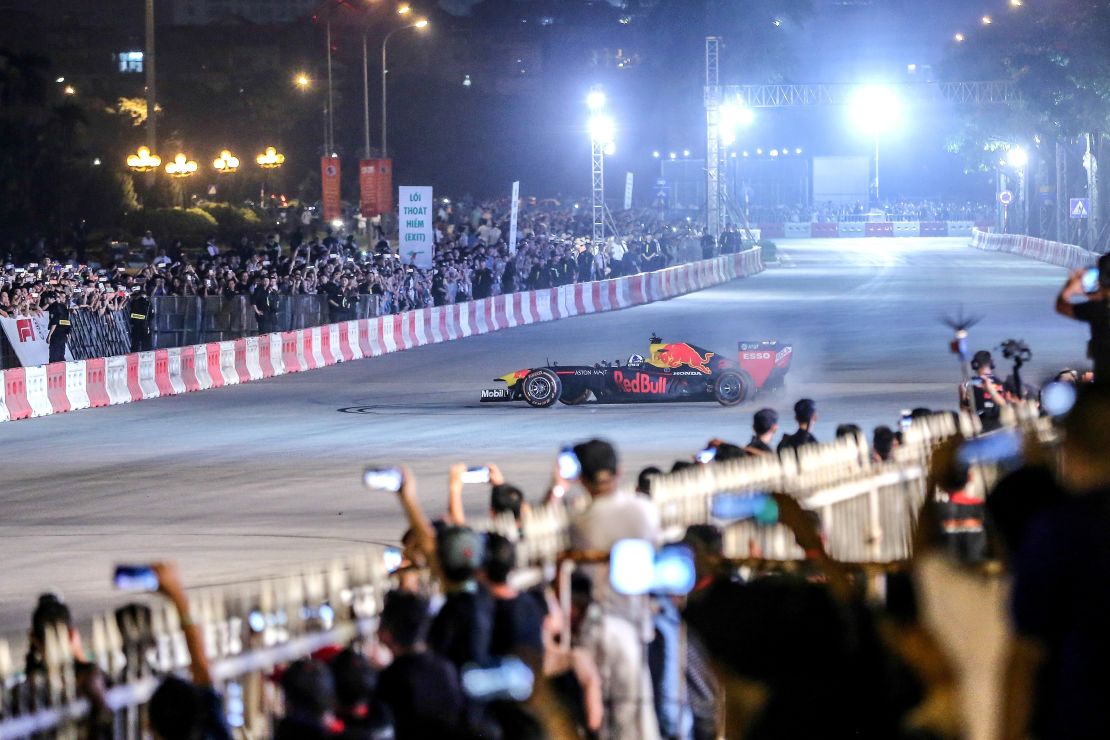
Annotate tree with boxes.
[0,48,138,251]
[940,0,1110,244]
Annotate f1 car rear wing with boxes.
[738,341,793,389]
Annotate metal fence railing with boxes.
[149,295,378,349]
[69,310,132,360]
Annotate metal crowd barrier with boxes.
[0,553,393,739]
[150,295,378,349]
[68,310,131,360]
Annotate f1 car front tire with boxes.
[522,369,562,408]
[713,370,749,407]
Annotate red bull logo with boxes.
[614,371,667,394]
[653,344,714,375]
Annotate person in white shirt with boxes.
[140,231,157,260]
[569,439,661,740]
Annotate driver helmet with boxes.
[628,354,644,367]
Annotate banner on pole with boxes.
[359,159,394,217]
[321,156,342,223]
[398,186,434,269]
[1,314,53,366]
[508,181,520,254]
[623,172,634,210]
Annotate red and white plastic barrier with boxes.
[0,249,763,422]
[968,229,1098,270]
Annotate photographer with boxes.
[1055,254,1110,382]
[960,350,1008,432]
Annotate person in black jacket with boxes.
[777,399,819,453]
[129,288,153,352]
[46,291,71,363]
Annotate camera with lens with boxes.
[999,339,1032,364]
[999,339,1033,400]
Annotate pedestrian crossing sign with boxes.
[1070,198,1090,219]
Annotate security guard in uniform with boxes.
[129,288,152,352]
[46,291,71,363]
[960,349,1008,432]
[252,277,277,333]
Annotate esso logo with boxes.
[742,352,772,360]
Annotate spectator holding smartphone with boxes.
[1055,253,1110,382]
[147,562,232,740]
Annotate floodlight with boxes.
[850,85,901,136]
[588,114,615,145]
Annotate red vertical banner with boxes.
[359,159,394,216]
[321,156,341,222]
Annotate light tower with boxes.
[587,87,614,248]
[705,37,722,245]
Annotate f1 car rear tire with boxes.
[522,369,562,408]
[713,370,748,407]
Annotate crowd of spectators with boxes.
[0,200,706,324]
[746,199,993,224]
[0,196,995,337]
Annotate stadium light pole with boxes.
[587,87,614,248]
[1007,145,1028,233]
[718,101,754,225]
[850,85,900,204]
[381,19,429,159]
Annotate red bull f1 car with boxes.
[480,335,793,408]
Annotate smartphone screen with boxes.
[710,492,779,524]
[1081,267,1100,293]
[461,466,491,484]
[695,447,717,464]
[363,467,403,492]
[652,543,696,596]
[558,448,581,480]
[899,409,913,431]
[113,565,159,592]
[461,657,535,702]
[383,546,403,572]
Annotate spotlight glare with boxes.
[850,85,901,136]
[588,113,615,145]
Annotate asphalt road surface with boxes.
[0,237,1088,635]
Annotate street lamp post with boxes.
[213,150,240,174]
[325,17,335,155]
[380,19,428,159]
[362,30,372,160]
[257,146,286,205]
[144,0,156,155]
[127,146,161,172]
